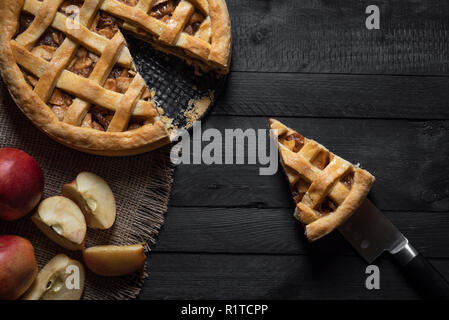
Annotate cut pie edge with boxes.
[100,0,232,74]
[269,118,375,242]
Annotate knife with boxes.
[339,199,449,299]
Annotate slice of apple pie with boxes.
[269,119,375,241]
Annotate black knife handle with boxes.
[393,243,449,300]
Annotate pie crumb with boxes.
[183,92,214,128]
[160,115,178,139]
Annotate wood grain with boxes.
[227,0,449,74]
[212,72,449,119]
[141,253,449,299]
[154,207,449,258]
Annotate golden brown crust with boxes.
[189,0,209,15]
[158,1,195,45]
[208,0,232,72]
[64,31,126,126]
[269,119,375,242]
[107,73,146,132]
[0,0,231,156]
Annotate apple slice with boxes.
[32,196,86,251]
[83,244,146,276]
[62,172,116,229]
[22,254,85,300]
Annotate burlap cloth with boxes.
[0,80,175,300]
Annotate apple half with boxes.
[22,254,85,300]
[83,244,146,277]
[32,196,86,251]
[62,172,116,229]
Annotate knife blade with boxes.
[339,199,408,264]
[339,199,449,299]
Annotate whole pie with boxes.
[0,0,231,155]
[269,119,375,241]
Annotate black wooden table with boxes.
[139,0,449,299]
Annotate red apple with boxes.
[0,235,38,300]
[0,148,44,221]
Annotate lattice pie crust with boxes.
[0,0,231,155]
[269,119,375,241]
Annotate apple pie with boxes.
[269,119,375,242]
[0,0,231,155]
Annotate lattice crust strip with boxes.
[64,31,129,126]
[269,119,375,242]
[12,40,156,119]
[22,0,134,68]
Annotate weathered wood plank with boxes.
[212,72,449,119]
[155,207,449,258]
[141,253,449,299]
[170,116,449,212]
[227,0,449,74]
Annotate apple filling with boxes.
[311,150,333,170]
[341,171,355,190]
[317,197,338,216]
[150,0,178,21]
[48,90,75,122]
[290,179,310,203]
[67,47,99,78]
[93,11,120,40]
[280,132,305,153]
